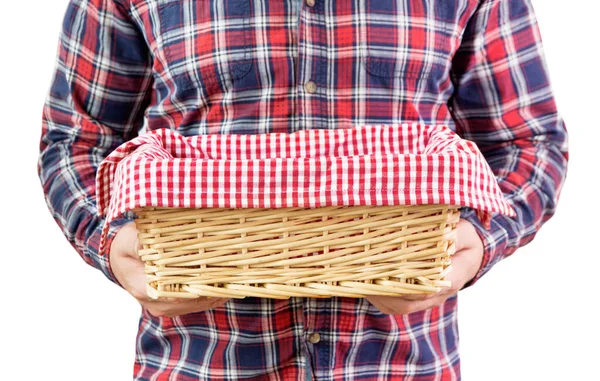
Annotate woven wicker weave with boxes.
[134,204,460,300]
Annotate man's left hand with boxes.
[366,219,484,315]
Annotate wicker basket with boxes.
[97,124,515,300]
[134,204,459,299]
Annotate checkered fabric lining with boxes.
[96,123,515,255]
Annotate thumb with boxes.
[455,219,472,251]
[132,235,140,256]
[112,222,140,258]
[457,219,484,253]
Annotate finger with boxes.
[152,296,225,303]
[406,295,451,313]
[370,297,417,315]
[132,235,140,256]
[144,298,229,318]
[110,252,148,301]
[145,296,217,306]
[123,238,141,260]
[456,219,483,253]
[159,297,227,305]
[148,301,227,318]
[400,293,437,301]
[114,222,141,259]
[367,297,423,315]
[125,258,152,301]
[367,292,453,315]
[443,250,479,291]
[455,219,468,251]
[366,295,415,315]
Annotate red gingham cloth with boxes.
[96,123,514,255]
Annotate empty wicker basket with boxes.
[97,124,514,300]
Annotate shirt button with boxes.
[308,332,321,344]
[306,0,316,7]
[304,80,318,94]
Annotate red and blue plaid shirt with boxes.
[39,0,568,379]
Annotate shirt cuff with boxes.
[85,216,134,288]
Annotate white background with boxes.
[0,1,597,380]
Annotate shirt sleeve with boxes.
[38,0,153,285]
[449,0,569,286]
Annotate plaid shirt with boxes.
[38,0,568,379]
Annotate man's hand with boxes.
[109,222,229,317]
[366,219,484,315]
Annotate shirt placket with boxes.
[296,2,332,378]
[303,297,333,381]
[295,0,326,133]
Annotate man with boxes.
[39,0,568,379]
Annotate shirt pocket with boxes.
[157,0,253,91]
[359,0,455,80]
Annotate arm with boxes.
[38,0,153,285]
[367,0,568,315]
[450,0,568,285]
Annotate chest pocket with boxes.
[359,0,457,79]
[157,0,253,91]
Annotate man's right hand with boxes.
[109,222,230,317]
